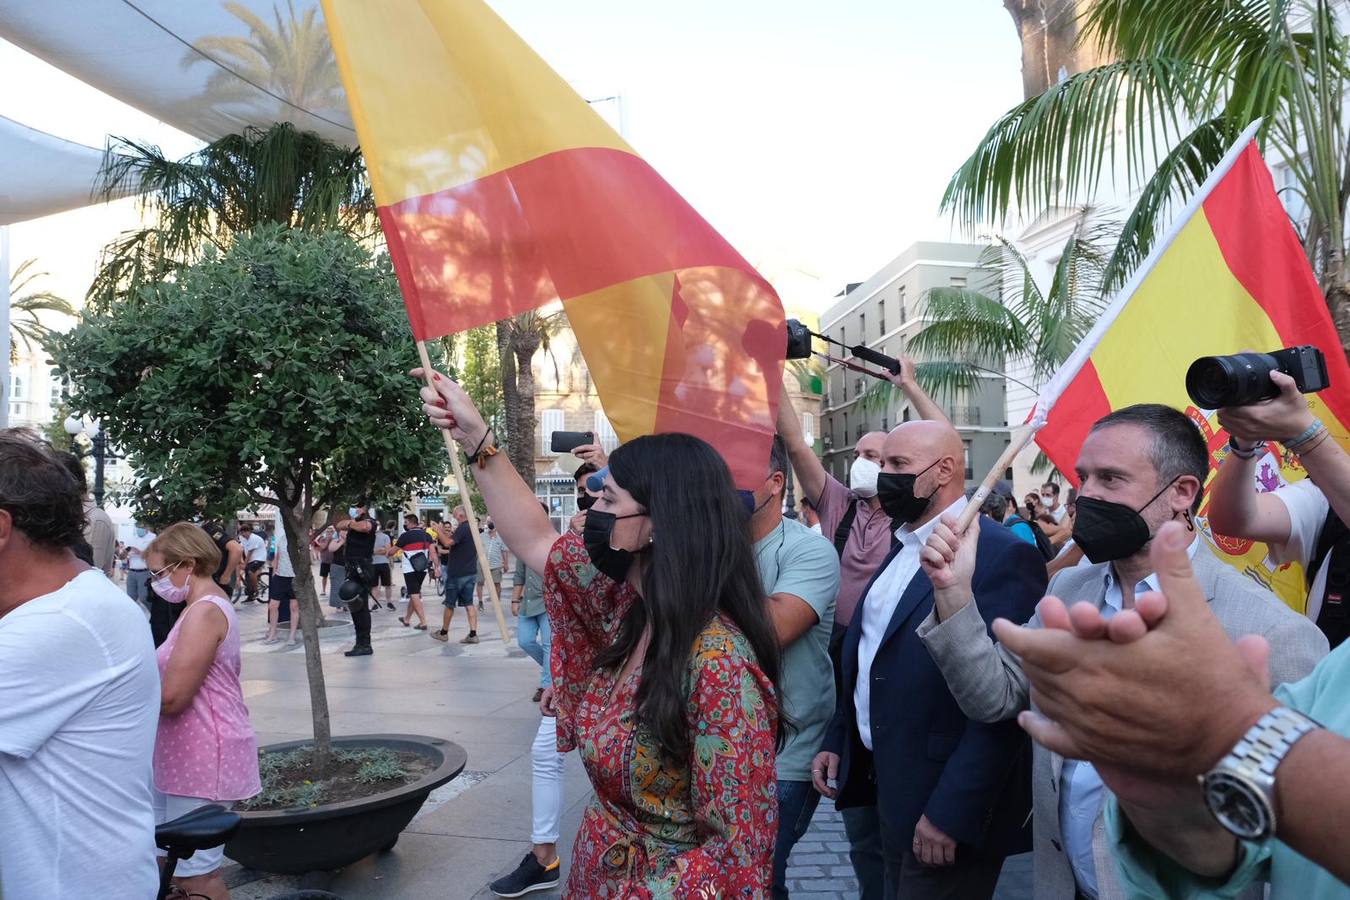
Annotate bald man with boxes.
[778,363,949,896]
[812,418,1046,899]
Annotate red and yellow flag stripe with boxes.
[322,0,785,485]
[1037,138,1350,610]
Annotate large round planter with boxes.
[225,734,466,875]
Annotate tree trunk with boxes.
[276,494,333,773]
[496,321,525,470]
[1327,275,1350,359]
[511,332,542,488]
[1002,0,1101,99]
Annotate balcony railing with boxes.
[947,406,981,427]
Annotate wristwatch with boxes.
[1201,706,1320,841]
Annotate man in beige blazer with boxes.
[914,404,1328,900]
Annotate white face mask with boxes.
[849,457,881,498]
[1041,493,1055,506]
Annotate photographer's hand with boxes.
[887,357,950,425]
[1216,371,1314,445]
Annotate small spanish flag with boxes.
[321,0,785,488]
[1032,123,1350,611]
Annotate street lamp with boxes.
[64,417,113,508]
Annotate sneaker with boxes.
[461,633,479,645]
[489,853,560,897]
[344,646,373,657]
[263,636,279,645]
[431,630,449,642]
[387,602,396,610]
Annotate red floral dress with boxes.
[544,531,779,898]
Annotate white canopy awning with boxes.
[0,0,357,148]
[0,114,112,225]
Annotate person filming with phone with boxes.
[1202,345,1350,647]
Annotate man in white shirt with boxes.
[123,521,155,607]
[236,522,268,603]
[1208,370,1350,647]
[0,429,160,900]
[1041,482,1067,524]
[267,512,300,645]
[812,419,1045,898]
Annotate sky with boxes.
[1,0,1024,315]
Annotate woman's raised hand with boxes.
[411,367,490,449]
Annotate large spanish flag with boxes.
[1032,122,1350,611]
[321,0,785,487]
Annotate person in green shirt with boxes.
[748,436,841,899]
[994,520,1350,896]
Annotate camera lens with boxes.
[1185,353,1280,408]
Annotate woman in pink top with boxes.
[147,523,261,900]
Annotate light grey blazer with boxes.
[917,540,1328,900]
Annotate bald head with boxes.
[880,420,966,525]
[854,430,886,464]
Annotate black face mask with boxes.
[576,494,596,511]
[583,508,645,582]
[1072,477,1180,564]
[876,459,941,526]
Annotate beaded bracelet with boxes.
[1285,418,1326,451]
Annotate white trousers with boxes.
[531,715,566,845]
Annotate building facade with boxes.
[817,241,1010,486]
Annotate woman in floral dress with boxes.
[417,367,783,897]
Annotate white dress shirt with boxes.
[1060,535,1200,899]
[854,496,966,750]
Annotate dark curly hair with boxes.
[0,429,86,552]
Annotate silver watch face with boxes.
[1204,771,1273,840]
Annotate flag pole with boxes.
[954,423,1043,532]
[416,340,512,644]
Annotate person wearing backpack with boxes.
[1208,371,1350,648]
[775,361,949,900]
[983,492,1056,562]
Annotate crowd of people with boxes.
[411,356,1350,900]
[7,351,1350,899]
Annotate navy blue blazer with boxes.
[820,513,1046,854]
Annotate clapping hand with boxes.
[991,522,1276,791]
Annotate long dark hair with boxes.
[594,433,784,762]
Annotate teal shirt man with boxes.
[1106,641,1350,898]
[754,516,840,781]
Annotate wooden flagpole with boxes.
[416,340,512,644]
[953,423,1043,532]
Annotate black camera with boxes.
[1185,345,1330,408]
[786,319,812,360]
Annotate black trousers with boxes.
[344,559,375,648]
[879,815,1006,900]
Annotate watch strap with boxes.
[1225,706,1319,780]
[1226,436,1266,459]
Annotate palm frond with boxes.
[941,58,1213,227]
[1101,115,1236,290]
[909,287,1030,368]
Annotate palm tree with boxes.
[948,0,1350,347]
[860,217,1109,474]
[9,258,76,361]
[496,310,564,487]
[188,1,346,120]
[89,122,376,310]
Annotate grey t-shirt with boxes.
[755,516,840,782]
[514,558,546,618]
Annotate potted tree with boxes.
[55,223,465,873]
